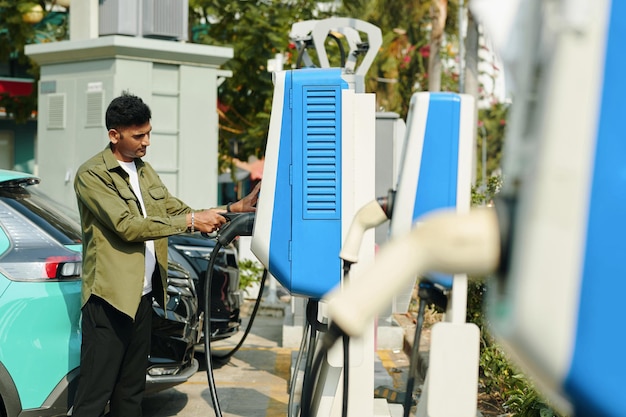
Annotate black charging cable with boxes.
[202,212,258,417]
[402,280,448,417]
[299,261,355,417]
[288,318,312,417]
[300,321,344,417]
[212,268,268,362]
[203,238,225,417]
[300,193,396,416]
[340,260,353,417]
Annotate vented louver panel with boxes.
[47,93,66,130]
[303,87,340,219]
[85,91,104,127]
[143,0,188,40]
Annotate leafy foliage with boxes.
[0,1,39,62]
[471,175,502,206]
[477,101,509,182]
[338,0,461,118]
[0,1,68,123]
[189,0,334,170]
[238,258,264,294]
[466,279,564,417]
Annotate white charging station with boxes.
[389,92,480,417]
[251,68,379,417]
[471,0,626,415]
[326,90,482,417]
[390,92,476,323]
[251,68,355,300]
[323,1,626,414]
[251,18,390,417]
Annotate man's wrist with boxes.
[190,211,195,233]
[226,202,233,212]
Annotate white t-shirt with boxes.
[118,160,156,295]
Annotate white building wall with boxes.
[26,36,232,209]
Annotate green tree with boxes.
[428,0,448,92]
[338,0,510,183]
[339,0,460,119]
[477,101,508,184]
[189,0,334,168]
[0,1,68,122]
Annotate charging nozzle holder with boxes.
[339,189,395,264]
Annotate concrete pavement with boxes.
[142,302,410,417]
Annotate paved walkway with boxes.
[142,305,410,417]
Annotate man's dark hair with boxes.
[105,92,152,130]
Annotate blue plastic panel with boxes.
[564,2,626,415]
[412,94,460,218]
[267,68,348,299]
[413,93,462,289]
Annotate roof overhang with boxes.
[25,35,233,68]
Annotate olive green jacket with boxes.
[74,146,191,319]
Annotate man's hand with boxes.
[191,209,227,233]
[228,182,261,213]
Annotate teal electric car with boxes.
[0,170,82,417]
[0,170,199,417]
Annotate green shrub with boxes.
[238,259,264,294]
[466,261,563,416]
[468,181,564,416]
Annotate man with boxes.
[72,92,259,417]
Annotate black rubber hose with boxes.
[212,268,268,362]
[300,299,321,417]
[300,323,344,417]
[204,240,225,417]
[299,300,321,414]
[402,296,428,417]
[202,212,262,416]
[203,246,268,415]
[288,321,311,417]
[295,33,346,69]
[341,260,353,417]
[328,32,347,69]
[209,212,261,361]
[342,333,349,417]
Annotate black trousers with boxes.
[72,293,152,417]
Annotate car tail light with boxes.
[44,255,82,279]
[0,201,82,281]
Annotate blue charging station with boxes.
[390,92,475,316]
[251,55,381,417]
[325,90,481,417]
[251,68,349,299]
[251,17,384,417]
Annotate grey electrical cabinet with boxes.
[99,0,188,41]
[99,0,139,36]
[143,0,188,40]
[25,35,233,209]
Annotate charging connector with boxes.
[327,208,501,338]
[339,191,394,263]
[217,212,256,245]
